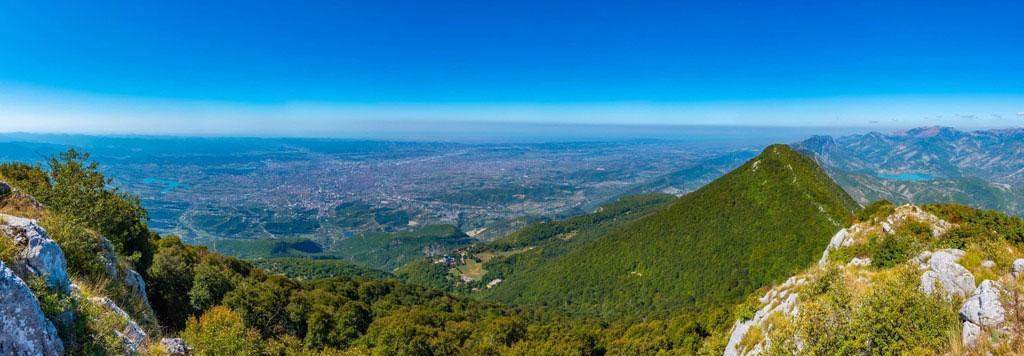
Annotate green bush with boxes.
[857,200,895,222]
[148,236,199,330]
[39,215,108,282]
[182,306,263,355]
[869,233,918,269]
[849,269,957,354]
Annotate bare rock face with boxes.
[725,277,804,356]
[160,338,192,355]
[919,249,975,299]
[0,214,71,294]
[0,261,64,356]
[90,297,148,353]
[960,280,1005,328]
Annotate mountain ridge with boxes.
[483,144,859,319]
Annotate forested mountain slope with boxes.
[484,144,859,318]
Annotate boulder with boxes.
[960,280,1005,328]
[0,214,71,294]
[919,249,974,298]
[90,297,148,353]
[160,338,192,355]
[0,261,64,356]
[1013,258,1024,278]
[884,205,954,237]
[0,181,11,195]
[981,260,996,269]
[962,320,982,348]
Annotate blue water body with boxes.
[142,177,187,194]
[877,172,934,182]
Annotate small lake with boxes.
[877,172,934,182]
[142,177,188,193]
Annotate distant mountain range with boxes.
[796,126,1024,216]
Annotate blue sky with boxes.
[1,1,1022,135]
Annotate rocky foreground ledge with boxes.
[726,204,1024,355]
[0,181,191,355]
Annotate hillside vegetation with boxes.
[484,145,859,319]
[721,202,1024,355]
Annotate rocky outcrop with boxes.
[0,214,71,294]
[0,261,64,356]
[160,338,191,355]
[919,249,974,299]
[725,276,805,356]
[97,236,149,304]
[90,297,148,354]
[959,280,1006,347]
[882,205,954,237]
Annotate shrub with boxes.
[189,261,238,312]
[147,236,199,330]
[182,306,263,355]
[39,215,108,282]
[857,200,895,222]
[0,228,20,264]
[869,232,918,269]
[849,269,958,354]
